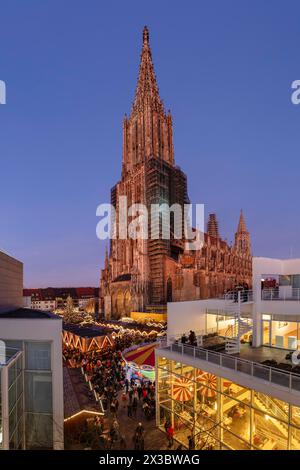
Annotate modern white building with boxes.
[155,256,300,450]
[0,251,64,450]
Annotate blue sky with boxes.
[1,0,300,287]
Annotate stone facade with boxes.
[100,27,252,319]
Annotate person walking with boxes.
[164,419,170,434]
[132,396,138,418]
[110,399,116,415]
[112,418,120,440]
[121,391,127,409]
[114,398,119,416]
[127,401,133,418]
[129,387,134,404]
[188,435,195,450]
[135,422,145,438]
[167,424,174,448]
[133,423,144,450]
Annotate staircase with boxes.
[223,291,253,354]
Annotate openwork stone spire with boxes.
[132,26,164,114]
[235,210,251,254]
[237,209,247,233]
[122,27,174,175]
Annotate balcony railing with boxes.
[159,342,300,393]
[262,288,300,302]
[223,289,253,303]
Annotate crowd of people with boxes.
[63,335,156,450]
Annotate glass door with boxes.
[262,320,271,346]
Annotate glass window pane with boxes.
[222,393,251,443]
[157,355,170,369]
[262,320,270,346]
[157,366,169,390]
[25,372,52,413]
[253,390,289,423]
[290,426,300,450]
[221,379,251,405]
[252,409,288,450]
[25,413,53,450]
[25,342,51,370]
[271,321,297,349]
[222,429,250,450]
[173,412,193,448]
[291,405,300,428]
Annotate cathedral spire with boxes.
[122,27,174,175]
[237,209,247,233]
[132,26,164,114]
[235,210,251,254]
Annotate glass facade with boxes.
[0,350,24,450]
[3,340,53,450]
[205,313,252,342]
[262,315,300,350]
[157,355,300,450]
[8,354,24,449]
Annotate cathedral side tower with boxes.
[234,210,251,256]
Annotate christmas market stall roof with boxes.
[62,323,115,352]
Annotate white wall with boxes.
[0,317,64,450]
[167,258,300,348]
[252,257,300,346]
[167,300,207,340]
[0,251,23,313]
[167,298,235,340]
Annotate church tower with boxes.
[100,28,252,319]
[207,214,219,239]
[234,210,251,255]
[122,27,174,176]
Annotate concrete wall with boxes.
[0,251,23,313]
[252,257,300,346]
[167,299,227,340]
[167,298,248,341]
[0,317,64,450]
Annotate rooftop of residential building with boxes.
[23,287,99,301]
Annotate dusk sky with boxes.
[1,0,300,287]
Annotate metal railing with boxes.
[160,342,300,393]
[169,327,219,343]
[262,288,300,302]
[224,290,253,303]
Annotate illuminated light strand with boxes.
[64,409,104,422]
